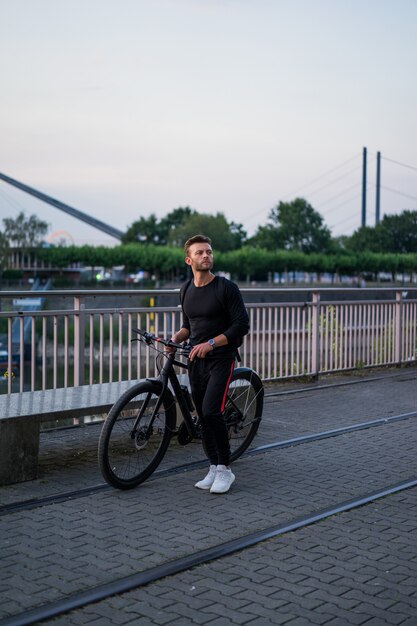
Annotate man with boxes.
[170,235,249,494]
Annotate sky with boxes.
[1,0,417,246]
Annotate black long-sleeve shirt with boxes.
[180,276,249,358]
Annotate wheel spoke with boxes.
[224,370,264,461]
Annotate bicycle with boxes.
[98,328,264,490]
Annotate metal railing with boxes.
[1,288,416,394]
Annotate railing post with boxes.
[74,296,85,386]
[311,291,321,378]
[395,290,403,365]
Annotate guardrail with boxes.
[1,288,416,394]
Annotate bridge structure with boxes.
[0,171,124,241]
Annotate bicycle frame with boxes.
[168,355,200,438]
[131,330,198,440]
[131,328,261,444]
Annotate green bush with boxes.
[32,244,417,282]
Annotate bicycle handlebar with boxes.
[132,328,191,354]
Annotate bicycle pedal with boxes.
[177,422,193,445]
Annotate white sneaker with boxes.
[195,465,217,490]
[210,466,235,494]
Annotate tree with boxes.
[250,223,284,250]
[2,211,49,248]
[377,211,417,253]
[229,221,248,249]
[0,230,9,273]
[168,212,246,251]
[251,198,332,253]
[159,207,197,246]
[122,207,198,246]
[344,210,417,254]
[123,207,246,251]
[122,214,161,244]
[343,226,382,253]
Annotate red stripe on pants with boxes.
[221,360,235,412]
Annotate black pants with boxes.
[189,357,235,466]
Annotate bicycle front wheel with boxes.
[98,380,176,490]
[226,368,264,462]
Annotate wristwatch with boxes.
[207,338,216,349]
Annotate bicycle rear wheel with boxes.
[98,380,176,490]
[226,368,264,462]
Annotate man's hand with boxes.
[165,331,189,354]
[189,341,214,361]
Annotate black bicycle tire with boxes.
[200,368,264,463]
[98,380,176,490]
[228,369,264,462]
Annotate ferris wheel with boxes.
[47,230,75,246]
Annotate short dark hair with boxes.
[184,235,212,256]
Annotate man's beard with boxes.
[195,262,213,272]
